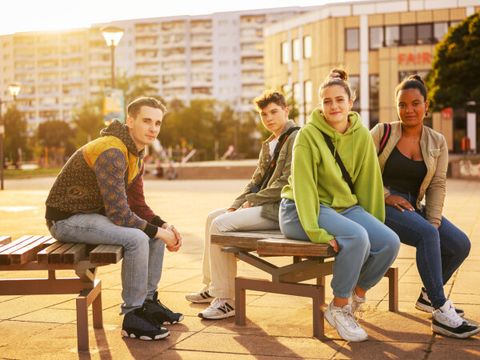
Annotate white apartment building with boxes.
[0,6,315,131]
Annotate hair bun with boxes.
[408,74,424,84]
[329,68,348,81]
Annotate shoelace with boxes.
[442,304,464,327]
[339,306,360,329]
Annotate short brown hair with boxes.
[127,97,167,118]
[254,90,287,111]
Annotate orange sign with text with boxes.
[398,52,432,66]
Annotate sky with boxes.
[0,0,365,35]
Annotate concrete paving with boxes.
[0,177,479,359]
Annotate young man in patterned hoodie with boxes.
[46,97,182,341]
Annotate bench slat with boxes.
[63,243,87,264]
[49,243,76,264]
[37,241,62,263]
[89,245,123,264]
[257,238,335,258]
[0,236,40,265]
[211,231,285,250]
[10,236,54,264]
[0,236,11,245]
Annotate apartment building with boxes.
[0,6,315,132]
[263,0,480,152]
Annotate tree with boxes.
[3,106,28,168]
[428,13,480,112]
[37,120,75,166]
[72,100,104,147]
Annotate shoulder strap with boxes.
[257,126,300,191]
[320,131,355,194]
[378,123,392,156]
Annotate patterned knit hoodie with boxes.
[45,120,164,238]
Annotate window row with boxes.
[346,21,461,51]
[281,36,312,64]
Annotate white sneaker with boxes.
[351,293,366,314]
[185,286,214,304]
[432,300,480,339]
[325,302,368,342]
[198,298,235,320]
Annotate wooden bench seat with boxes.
[211,231,398,339]
[0,235,123,351]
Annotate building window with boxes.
[369,26,383,49]
[292,38,301,61]
[293,82,301,107]
[345,28,359,51]
[369,75,380,128]
[281,41,290,64]
[349,75,360,111]
[417,23,433,44]
[304,80,313,115]
[385,25,400,47]
[400,24,416,45]
[434,22,449,42]
[303,35,312,58]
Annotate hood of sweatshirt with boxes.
[100,120,140,156]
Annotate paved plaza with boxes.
[0,177,479,359]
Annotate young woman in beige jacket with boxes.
[371,75,479,339]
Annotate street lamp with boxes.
[101,26,124,88]
[0,82,22,190]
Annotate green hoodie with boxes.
[281,110,385,244]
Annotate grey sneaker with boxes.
[325,302,368,342]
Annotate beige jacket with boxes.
[370,121,448,226]
[230,120,298,222]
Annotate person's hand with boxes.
[385,195,414,212]
[329,238,340,253]
[167,225,182,252]
[226,208,236,212]
[156,227,178,248]
[241,201,251,208]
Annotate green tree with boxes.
[72,100,104,147]
[428,13,480,112]
[37,120,75,166]
[3,106,28,168]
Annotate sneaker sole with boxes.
[185,297,213,304]
[162,314,184,325]
[198,311,235,320]
[324,308,368,342]
[432,324,480,339]
[121,329,170,340]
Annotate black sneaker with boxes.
[121,306,170,340]
[415,288,464,317]
[432,300,480,339]
[144,291,184,325]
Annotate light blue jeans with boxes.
[49,213,165,314]
[279,199,400,298]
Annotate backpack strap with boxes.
[320,131,355,194]
[254,126,300,192]
[378,123,392,156]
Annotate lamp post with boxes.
[101,26,124,89]
[0,82,22,190]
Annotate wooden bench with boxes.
[211,231,398,338]
[0,235,123,351]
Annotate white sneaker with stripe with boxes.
[198,298,235,320]
[185,286,214,304]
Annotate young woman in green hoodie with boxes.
[279,69,400,342]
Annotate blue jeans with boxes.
[279,199,400,298]
[49,213,165,314]
[384,190,471,309]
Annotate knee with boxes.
[452,231,471,260]
[342,227,370,254]
[124,229,149,252]
[211,215,230,233]
[417,225,441,248]
[385,230,401,256]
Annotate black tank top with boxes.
[383,146,427,196]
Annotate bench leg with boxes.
[92,290,103,329]
[386,267,399,312]
[312,288,325,338]
[76,296,89,351]
[235,277,246,326]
